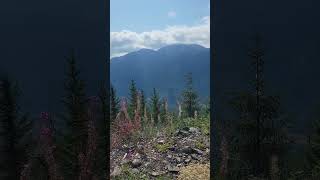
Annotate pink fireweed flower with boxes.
[38,112,62,180]
[40,112,49,121]
[78,108,98,180]
[40,127,52,137]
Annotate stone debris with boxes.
[110,126,209,179]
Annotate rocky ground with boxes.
[110,126,210,179]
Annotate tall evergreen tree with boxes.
[181,72,199,118]
[150,88,160,125]
[140,90,147,127]
[228,35,289,178]
[140,90,146,118]
[58,51,88,179]
[250,34,264,174]
[110,85,120,122]
[95,84,109,179]
[307,118,320,178]
[128,80,138,118]
[0,77,32,180]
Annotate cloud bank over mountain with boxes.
[110,16,210,58]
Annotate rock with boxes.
[175,130,189,137]
[167,164,179,173]
[185,158,191,163]
[121,158,130,165]
[189,127,200,133]
[134,153,141,159]
[131,168,140,174]
[150,171,162,177]
[167,154,173,159]
[176,157,182,163]
[181,146,194,154]
[137,144,144,152]
[182,127,190,131]
[169,146,177,151]
[193,148,204,155]
[162,160,169,164]
[144,162,151,167]
[111,166,121,177]
[131,159,142,168]
[191,154,200,160]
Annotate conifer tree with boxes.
[181,73,199,118]
[128,80,137,118]
[308,118,320,178]
[97,84,109,179]
[59,51,88,179]
[140,90,147,127]
[140,90,146,118]
[110,85,120,122]
[228,35,289,178]
[0,77,32,180]
[150,88,160,125]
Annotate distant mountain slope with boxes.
[110,44,210,107]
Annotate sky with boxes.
[111,0,210,58]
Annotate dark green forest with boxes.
[0,52,108,180]
[213,35,320,180]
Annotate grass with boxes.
[113,164,148,180]
[113,164,174,180]
[154,140,173,153]
[177,163,210,180]
[195,140,207,150]
[171,114,210,135]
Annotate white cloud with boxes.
[167,11,177,18]
[110,16,210,58]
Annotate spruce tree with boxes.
[181,72,199,118]
[140,90,146,127]
[0,77,32,180]
[140,90,146,118]
[95,84,109,179]
[59,51,88,179]
[128,80,137,118]
[228,35,289,178]
[110,85,120,122]
[150,88,160,125]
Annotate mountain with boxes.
[110,44,210,107]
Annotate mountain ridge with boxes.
[110,44,210,107]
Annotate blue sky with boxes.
[111,0,210,58]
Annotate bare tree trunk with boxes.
[144,106,147,121]
[219,136,229,178]
[163,98,168,124]
[177,101,182,118]
[150,114,154,126]
[270,153,279,180]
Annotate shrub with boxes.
[111,97,142,149]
